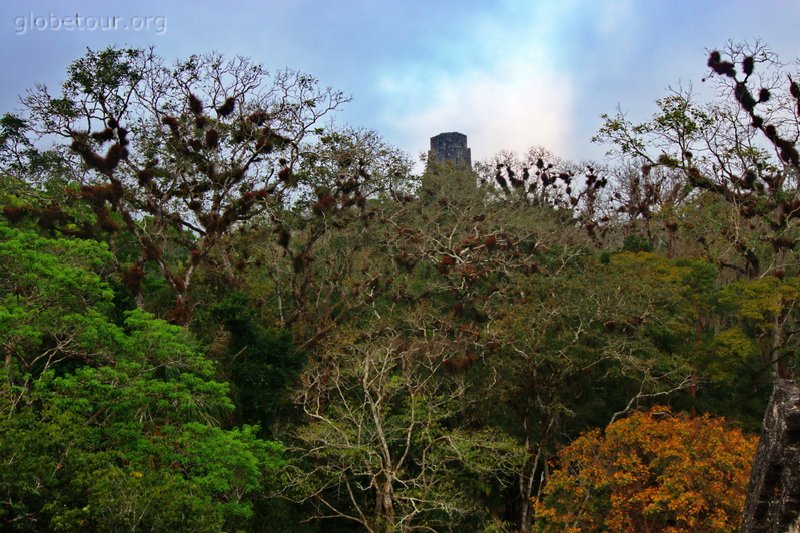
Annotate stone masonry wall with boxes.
[428,132,472,169]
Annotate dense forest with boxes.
[1,42,798,531]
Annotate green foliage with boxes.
[2,362,280,531]
[621,234,654,253]
[721,276,800,325]
[0,219,116,378]
[292,332,525,531]
[485,251,708,430]
[204,292,303,431]
[5,41,799,532]
[0,220,284,531]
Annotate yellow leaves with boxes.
[722,276,800,325]
[610,251,690,286]
[534,407,758,532]
[712,328,757,364]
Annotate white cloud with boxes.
[376,1,578,164]
[594,0,637,36]
[372,0,654,166]
[384,65,574,163]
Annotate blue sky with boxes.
[2,0,799,165]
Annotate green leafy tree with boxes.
[201,292,303,431]
[595,42,800,380]
[0,220,283,531]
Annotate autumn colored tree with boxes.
[534,407,757,532]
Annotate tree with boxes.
[237,127,415,347]
[283,163,714,532]
[535,407,757,532]
[474,147,611,236]
[481,251,714,531]
[287,164,563,531]
[7,46,359,324]
[290,327,523,532]
[0,219,283,531]
[594,42,800,379]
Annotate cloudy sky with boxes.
[2,0,799,165]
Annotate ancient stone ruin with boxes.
[428,131,472,169]
[741,380,800,532]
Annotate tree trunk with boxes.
[740,380,800,532]
[375,479,395,533]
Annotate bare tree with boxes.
[289,327,522,532]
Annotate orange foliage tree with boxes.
[534,407,757,532]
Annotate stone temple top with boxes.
[428,132,471,169]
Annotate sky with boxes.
[2,0,800,167]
